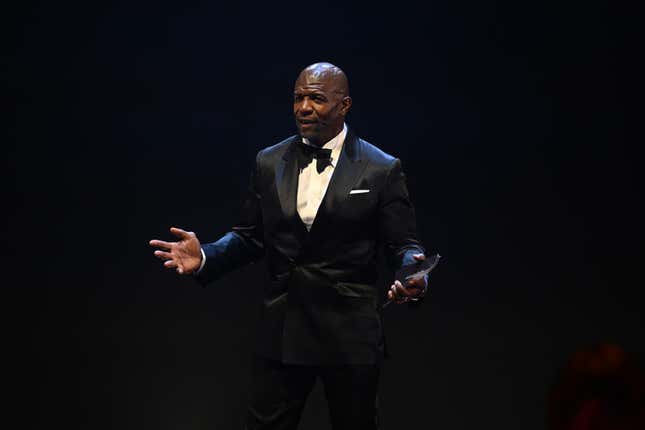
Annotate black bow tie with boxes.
[296,142,332,173]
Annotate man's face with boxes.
[293,73,350,145]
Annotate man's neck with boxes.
[303,124,346,148]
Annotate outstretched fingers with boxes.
[170,226,193,240]
[163,258,185,273]
[149,239,174,250]
[153,250,173,260]
[150,228,198,276]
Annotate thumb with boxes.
[413,253,426,261]
[170,226,191,240]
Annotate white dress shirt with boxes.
[297,123,347,230]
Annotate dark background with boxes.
[4,0,642,428]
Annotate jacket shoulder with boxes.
[358,137,398,168]
[256,135,298,164]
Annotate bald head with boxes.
[297,62,349,97]
[293,62,353,145]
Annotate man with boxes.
[149,62,428,429]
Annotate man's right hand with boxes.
[149,227,202,275]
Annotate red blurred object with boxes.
[548,343,645,430]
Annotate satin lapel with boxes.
[309,131,369,237]
[275,137,300,221]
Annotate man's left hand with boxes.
[387,253,428,304]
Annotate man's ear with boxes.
[340,96,352,115]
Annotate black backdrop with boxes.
[4,0,642,428]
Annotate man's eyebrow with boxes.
[294,89,326,95]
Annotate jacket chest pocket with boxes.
[338,191,377,222]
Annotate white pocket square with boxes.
[349,189,370,194]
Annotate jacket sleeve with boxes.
[378,158,426,270]
[195,151,266,286]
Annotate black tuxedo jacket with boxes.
[197,129,425,364]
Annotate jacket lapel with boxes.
[308,130,370,237]
[275,136,309,236]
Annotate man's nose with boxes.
[298,98,313,115]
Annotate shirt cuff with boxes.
[195,248,206,274]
